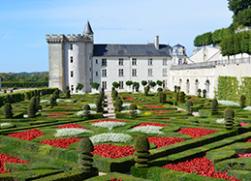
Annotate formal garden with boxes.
[0,85,251,181]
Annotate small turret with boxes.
[84,21,94,35]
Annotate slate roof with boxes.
[84,21,94,35]
[93,44,172,57]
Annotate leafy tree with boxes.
[197,89,202,97]
[228,0,251,15]
[3,103,13,119]
[112,81,120,89]
[144,86,150,96]
[91,82,100,90]
[129,104,137,118]
[156,80,163,87]
[141,80,147,87]
[66,88,71,98]
[76,83,84,92]
[194,32,213,47]
[132,82,140,92]
[96,95,103,113]
[186,100,193,115]
[115,97,123,112]
[126,81,133,90]
[149,81,156,88]
[28,97,37,118]
[212,28,232,45]
[179,92,186,103]
[50,94,57,107]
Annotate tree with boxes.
[156,80,163,87]
[91,82,100,90]
[28,97,37,118]
[66,89,71,98]
[144,86,150,96]
[194,32,213,47]
[133,82,140,92]
[115,97,123,112]
[186,100,193,116]
[96,95,103,113]
[234,7,251,26]
[76,83,84,92]
[83,104,91,118]
[197,89,202,97]
[149,81,156,88]
[240,95,246,108]
[211,99,219,115]
[179,92,186,103]
[212,28,232,45]
[228,0,251,15]
[134,135,150,168]
[224,108,235,130]
[126,81,133,91]
[3,103,13,119]
[141,80,147,87]
[112,81,120,89]
[203,89,207,98]
[50,94,57,108]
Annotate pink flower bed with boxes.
[0,153,27,174]
[144,105,164,109]
[41,138,80,148]
[92,119,126,123]
[57,123,84,129]
[240,122,249,127]
[135,122,167,127]
[178,128,217,138]
[247,138,251,142]
[93,144,135,159]
[8,129,43,141]
[163,157,239,181]
[238,153,251,158]
[148,137,184,148]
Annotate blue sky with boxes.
[0,0,232,72]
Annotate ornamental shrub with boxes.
[78,137,95,173]
[174,92,179,105]
[66,89,71,99]
[35,95,41,112]
[53,89,60,99]
[112,81,120,89]
[179,91,185,103]
[133,82,140,92]
[50,94,57,108]
[129,104,138,118]
[3,103,13,119]
[203,89,207,98]
[159,92,166,103]
[96,96,103,113]
[186,100,193,115]
[134,135,150,168]
[83,104,91,117]
[129,104,137,110]
[112,89,118,99]
[174,85,178,93]
[156,80,163,87]
[141,80,147,87]
[211,98,219,115]
[28,97,37,118]
[240,95,246,108]
[197,89,202,97]
[224,109,235,130]
[144,86,150,96]
[115,97,123,112]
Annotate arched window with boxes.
[195,79,199,94]
[186,79,190,94]
[205,80,210,96]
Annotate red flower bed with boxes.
[238,153,251,158]
[0,153,27,174]
[41,138,80,148]
[240,122,249,127]
[110,178,123,181]
[48,112,70,118]
[151,110,171,115]
[92,119,126,123]
[163,157,239,181]
[148,137,184,148]
[93,144,135,159]
[57,123,84,129]
[144,105,164,109]
[247,138,251,142]
[136,122,167,127]
[8,129,43,141]
[123,96,134,101]
[178,128,216,138]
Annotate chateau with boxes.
[47,22,251,99]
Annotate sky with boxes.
[0,0,232,72]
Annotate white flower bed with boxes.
[216,118,225,124]
[218,100,240,107]
[0,122,13,128]
[128,126,163,134]
[40,100,49,104]
[90,133,132,144]
[76,110,97,116]
[192,112,200,117]
[121,110,141,114]
[56,99,73,103]
[244,106,251,111]
[122,103,131,108]
[55,128,92,137]
[89,104,96,109]
[91,121,126,130]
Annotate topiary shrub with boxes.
[197,89,202,97]
[35,95,41,112]
[224,108,235,130]
[179,92,185,103]
[144,86,150,96]
[174,92,179,105]
[186,100,193,115]
[3,103,13,119]
[83,104,91,117]
[129,104,138,118]
[174,86,178,93]
[50,94,57,108]
[53,89,60,99]
[78,137,95,174]
[28,97,37,118]
[211,98,218,115]
[115,97,123,112]
[134,135,150,168]
[203,89,207,98]
[159,92,166,103]
[157,87,163,92]
[96,95,103,113]
[240,95,246,109]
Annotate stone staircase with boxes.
[103,91,116,119]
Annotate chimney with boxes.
[154,35,159,49]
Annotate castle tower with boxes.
[46,22,94,93]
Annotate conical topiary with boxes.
[211,99,218,115]
[115,97,123,112]
[240,95,246,109]
[179,92,185,103]
[224,108,235,130]
[78,137,94,173]
[186,100,193,115]
[50,94,57,108]
[134,135,150,168]
[28,97,37,118]
[4,103,13,119]
[83,104,91,117]
[96,95,103,113]
[159,92,166,103]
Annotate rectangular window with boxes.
[102,81,107,89]
[132,58,137,66]
[119,81,124,89]
[96,59,98,64]
[148,68,153,77]
[162,68,168,77]
[71,85,74,91]
[163,58,168,65]
[102,69,107,77]
[96,71,98,76]
[119,69,124,77]
[102,59,107,66]
[132,69,137,77]
[119,58,124,66]
[70,71,74,77]
[70,44,73,50]
[148,58,153,66]
[70,56,73,63]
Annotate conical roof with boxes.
[84,21,94,35]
